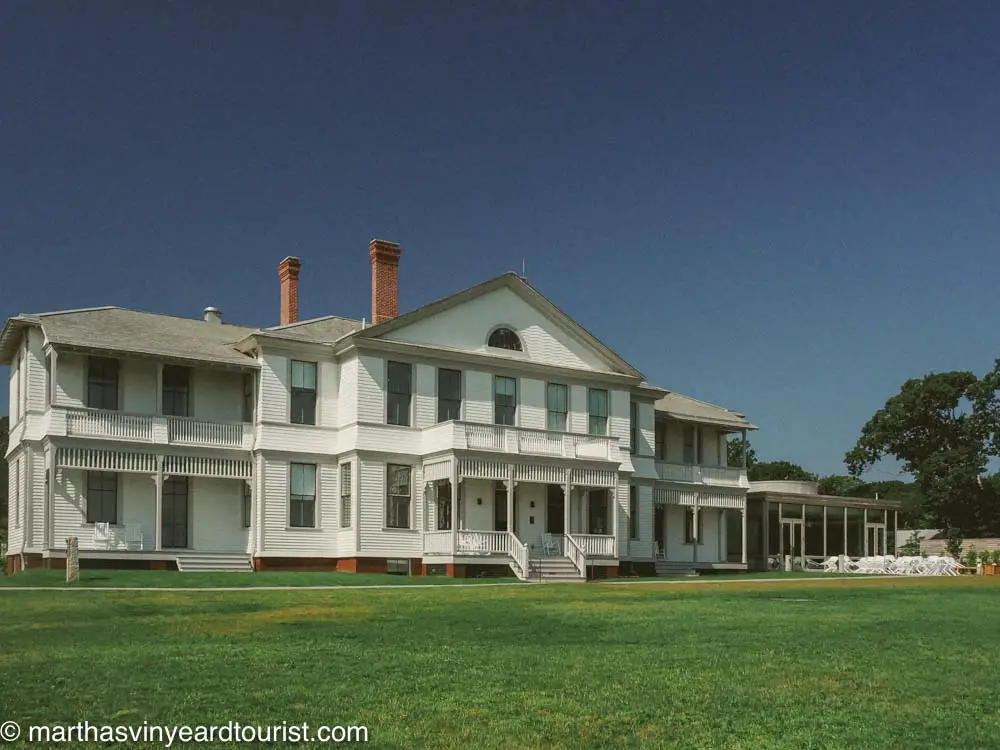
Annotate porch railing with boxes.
[509,532,530,580]
[168,417,244,448]
[564,534,587,577]
[456,530,512,555]
[422,530,452,555]
[66,410,153,441]
[460,423,616,461]
[655,461,749,487]
[568,533,616,557]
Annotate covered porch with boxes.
[49,446,253,555]
[419,458,619,577]
[652,487,748,570]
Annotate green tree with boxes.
[817,475,865,497]
[747,460,817,482]
[727,437,757,468]
[845,365,1000,536]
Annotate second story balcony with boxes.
[50,406,254,451]
[423,421,619,462]
[654,460,749,488]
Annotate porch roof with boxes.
[748,491,902,510]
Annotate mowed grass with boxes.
[3,576,1000,749]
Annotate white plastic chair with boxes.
[542,534,560,556]
[125,524,144,551]
[93,522,113,550]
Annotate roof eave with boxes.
[0,317,40,364]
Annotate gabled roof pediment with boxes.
[352,273,644,378]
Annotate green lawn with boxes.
[3,576,999,749]
[0,568,519,588]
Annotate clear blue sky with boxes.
[2,1,998,479]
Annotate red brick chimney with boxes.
[369,239,401,325]
[278,256,302,326]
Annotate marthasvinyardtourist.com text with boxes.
[0,720,369,745]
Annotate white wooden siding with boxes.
[358,457,423,557]
[381,286,613,371]
[637,401,654,458]
[191,478,248,552]
[120,474,156,549]
[464,371,492,423]
[260,459,340,556]
[569,385,587,433]
[317,360,339,428]
[630,484,654,559]
[414,364,435,427]
[337,355,358,427]
[8,350,19,421]
[122,359,157,414]
[26,329,47,412]
[609,389,630,444]
[260,353,289,422]
[519,379,545,430]
[55,352,85,407]
[461,478,495,530]
[7,453,23,551]
[516,482,546,553]
[29,446,45,548]
[357,355,384,423]
[192,369,243,423]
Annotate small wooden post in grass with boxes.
[66,537,79,584]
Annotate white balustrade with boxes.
[569,533,616,557]
[563,534,587,577]
[168,417,243,448]
[66,409,153,441]
[456,530,511,555]
[517,429,563,456]
[655,462,748,487]
[422,531,453,555]
[509,532,530,580]
[465,424,505,451]
[459,422,615,461]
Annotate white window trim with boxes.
[289,360,320,426]
[287,462,320,530]
[493,374,519,427]
[384,463,414,530]
[545,382,569,433]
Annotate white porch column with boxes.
[155,363,164,415]
[154,455,164,551]
[46,450,56,549]
[822,505,827,557]
[718,509,724,562]
[563,469,571,535]
[246,476,256,555]
[863,508,868,556]
[450,461,459,553]
[611,485,618,556]
[49,348,59,406]
[506,465,515,536]
[741,506,747,565]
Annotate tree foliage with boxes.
[727,437,757,468]
[845,363,1000,536]
[747,460,817,482]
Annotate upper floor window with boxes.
[546,383,568,432]
[588,388,608,436]
[387,361,412,426]
[242,373,255,422]
[87,357,120,411]
[162,365,191,417]
[487,327,522,352]
[437,368,462,422]
[289,463,317,528]
[290,361,317,425]
[655,421,666,460]
[629,401,639,454]
[494,376,516,426]
[683,424,702,464]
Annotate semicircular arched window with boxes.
[487,327,523,352]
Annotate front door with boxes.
[162,476,189,549]
[654,506,666,557]
[866,524,886,556]
[780,520,803,566]
[546,485,564,534]
[494,482,508,532]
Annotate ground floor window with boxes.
[386,464,411,529]
[86,471,118,525]
[242,482,252,528]
[435,480,451,531]
[290,463,317,528]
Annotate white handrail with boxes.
[568,533,615,557]
[508,532,530,580]
[564,534,587,578]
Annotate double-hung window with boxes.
[340,463,352,528]
[494,376,516,426]
[629,401,639,454]
[386,464,411,529]
[387,361,412,426]
[437,368,461,422]
[546,383,568,432]
[290,463,317,528]
[290,361,317,425]
[588,388,608,436]
[86,471,118,525]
